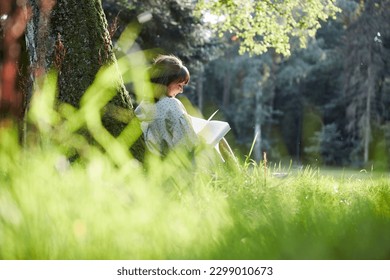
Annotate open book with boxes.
[189,111,231,147]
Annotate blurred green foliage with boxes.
[1,64,390,258]
[0,55,232,259]
[198,0,390,167]
[195,0,340,56]
[1,4,390,258]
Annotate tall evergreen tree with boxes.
[342,0,390,165]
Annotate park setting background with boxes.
[0,0,389,260]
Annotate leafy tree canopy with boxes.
[195,0,340,56]
[103,0,221,66]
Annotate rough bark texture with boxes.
[25,0,144,160]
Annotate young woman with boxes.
[135,54,235,162]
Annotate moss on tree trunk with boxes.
[50,1,126,106]
[25,0,144,160]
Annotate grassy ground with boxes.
[1,122,389,259]
[1,69,389,260]
[212,165,390,259]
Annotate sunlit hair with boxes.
[149,54,190,90]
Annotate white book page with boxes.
[190,116,231,147]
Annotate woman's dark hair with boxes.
[150,54,190,87]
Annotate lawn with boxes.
[1,71,389,260]
[1,123,389,259]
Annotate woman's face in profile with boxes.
[167,81,186,97]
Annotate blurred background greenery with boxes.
[1,0,389,168]
[1,0,390,260]
[101,0,390,169]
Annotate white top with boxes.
[134,97,199,156]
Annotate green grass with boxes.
[0,127,231,259]
[1,120,390,259]
[1,62,390,260]
[212,165,390,259]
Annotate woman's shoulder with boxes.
[157,97,184,111]
[158,96,179,104]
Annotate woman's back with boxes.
[135,96,198,156]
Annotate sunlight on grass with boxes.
[0,124,232,259]
[1,41,390,260]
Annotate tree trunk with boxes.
[25,0,132,132]
[196,65,204,111]
[222,69,231,107]
[364,54,374,164]
[343,0,388,166]
[24,0,144,160]
[254,84,262,162]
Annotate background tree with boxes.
[196,0,388,168]
[102,0,224,110]
[305,123,345,165]
[201,47,278,159]
[192,0,343,162]
[195,0,340,56]
[342,0,390,166]
[15,0,390,167]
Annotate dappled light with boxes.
[1,67,390,258]
[1,0,390,262]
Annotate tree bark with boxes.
[196,65,204,111]
[254,85,262,162]
[24,0,144,160]
[25,0,132,131]
[364,53,374,164]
